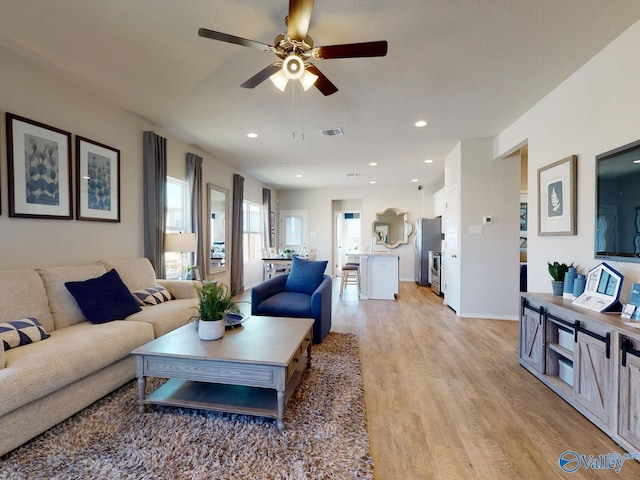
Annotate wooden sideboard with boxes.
[519,293,640,453]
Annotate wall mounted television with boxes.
[595,138,640,263]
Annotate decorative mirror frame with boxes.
[207,183,229,276]
[372,208,413,248]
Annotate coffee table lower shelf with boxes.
[140,359,306,430]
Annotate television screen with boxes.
[596,138,640,263]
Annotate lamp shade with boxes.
[165,233,196,253]
[269,69,289,91]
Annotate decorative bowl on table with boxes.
[225,312,246,328]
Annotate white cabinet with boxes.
[355,253,399,300]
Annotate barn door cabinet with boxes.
[519,293,640,453]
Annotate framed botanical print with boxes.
[537,155,577,236]
[76,136,120,222]
[6,113,73,219]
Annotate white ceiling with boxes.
[1,0,640,190]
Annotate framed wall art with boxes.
[6,113,72,219]
[76,136,120,222]
[537,155,577,236]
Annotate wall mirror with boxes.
[207,184,229,275]
[373,208,413,248]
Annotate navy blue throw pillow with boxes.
[283,256,328,295]
[65,269,141,324]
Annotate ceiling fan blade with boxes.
[315,41,388,59]
[198,28,273,52]
[306,64,338,96]
[240,64,282,89]
[287,0,314,42]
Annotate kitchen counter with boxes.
[345,251,399,300]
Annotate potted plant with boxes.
[283,248,295,258]
[194,281,242,340]
[548,261,572,296]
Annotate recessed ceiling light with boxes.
[369,162,378,166]
[296,174,303,178]
[411,178,419,182]
[370,181,377,184]
[424,159,433,164]
[414,120,428,127]
[247,132,258,138]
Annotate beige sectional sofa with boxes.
[0,257,198,456]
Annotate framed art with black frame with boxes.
[6,113,73,219]
[537,155,577,236]
[76,136,120,222]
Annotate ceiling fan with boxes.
[198,0,388,96]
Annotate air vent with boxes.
[345,173,360,178]
[320,127,343,137]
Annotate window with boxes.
[165,177,188,279]
[243,201,262,262]
[166,177,188,233]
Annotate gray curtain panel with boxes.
[143,131,167,278]
[231,174,244,292]
[186,153,205,280]
[263,188,272,249]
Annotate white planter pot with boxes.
[198,319,225,340]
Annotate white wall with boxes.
[494,19,640,300]
[0,44,271,289]
[459,139,521,318]
[275,184,437,281]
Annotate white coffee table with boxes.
[131,316,314,431]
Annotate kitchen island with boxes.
[346,251,399,300]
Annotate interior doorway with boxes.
[332,199,363,277]
[519,145,528,292]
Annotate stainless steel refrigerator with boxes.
[414,217,443,286]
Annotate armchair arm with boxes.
[251,274,288,315]
[156,279,198,299]
[311,275,332,343]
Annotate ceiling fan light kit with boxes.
[198,0,388,96]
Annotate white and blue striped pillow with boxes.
[132,285,174,306]
[0,317,51,351]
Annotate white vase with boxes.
[198,319,225,340]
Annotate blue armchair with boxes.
[251,259,332,343]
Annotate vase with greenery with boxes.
[194,282,241,340]
[548,261,572,296]
[283,248,295,258]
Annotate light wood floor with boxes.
[331,281,640,480]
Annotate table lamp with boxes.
[165,232,196,279]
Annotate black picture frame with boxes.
[6,113,73,219]
[76,136,121,222]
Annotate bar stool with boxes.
[340,263,360,297]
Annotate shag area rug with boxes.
[0,333,372,480]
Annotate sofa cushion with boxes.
[0,317,50,350]
[283,256,328,295]
[98,258,157,292]
[0,320,154,417]
[125,298,198,337]
[132,285,174,306]
[37,263,108,329]
[255,291,313,318]
[65,269,142,324]
[0,269,54,333]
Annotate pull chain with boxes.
[290,81,305,140]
